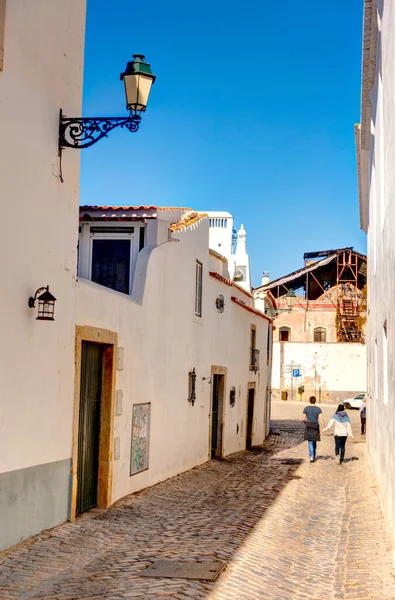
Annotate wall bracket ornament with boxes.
[59,109,141,151]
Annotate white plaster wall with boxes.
[0,1,86,473]
[76,218,269,504]
[272,342,367,402]
[364,0,395,548]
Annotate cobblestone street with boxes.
[1,402,394,600]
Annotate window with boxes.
[195,260,203,317]
[92,239,131,294]
[314,327,326,343]
[250,326,259,372]
[279,326,291,342]
[0,1,6,71]
[383,321,389,405]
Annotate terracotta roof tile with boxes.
[231,296,272,322]
[209,249,228,263]
[209,272,253,299]
[80,205,157,211]
[170,212,208,232]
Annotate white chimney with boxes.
[261,271,270,286]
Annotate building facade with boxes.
[355,0,395,546]
[0,0,86,552]
[255,249,367,403]
[74,207,271,516]
[0,3,272,551]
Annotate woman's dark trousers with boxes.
[335,436,347,463]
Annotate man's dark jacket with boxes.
[304,421,321,442]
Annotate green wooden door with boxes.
[77,342,103,515]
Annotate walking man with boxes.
[302,396,325,463]
[359,396,367,435]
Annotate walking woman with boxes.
[324,404,354,464]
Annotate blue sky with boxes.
[81,0,366,286]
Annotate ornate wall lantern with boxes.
[215,294,225,313]
[188,368,197,406]
[28,286,57,321]
[285,288,296,310]
[58,54,156,180]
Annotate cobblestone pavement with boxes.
[1,402,394,600]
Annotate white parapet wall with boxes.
[271,342,367,403]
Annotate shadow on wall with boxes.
[0,425,304,598]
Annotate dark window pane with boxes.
[92,239,131,294]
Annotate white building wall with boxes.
[359,0,395,549]
[76,217,270,503]
[0,1,86,550]
[272,342,367,403]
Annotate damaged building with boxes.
[254,248,367,404]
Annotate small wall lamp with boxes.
[215,294,225,313]
[28,286,56,321]
[229,386,236,407]
[188,368,197,406]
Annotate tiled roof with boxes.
[159,206,192,212]
[209,249,228,263]
[170,212,208,232]
[231,297,272,322]
[80,205,157,211]
[209,272,253,299]
[209,272,232,287]
[80,205,158,221]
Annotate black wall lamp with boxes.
[215,294,225,313]
[229,386,236,407]
[28,286,57,321]
[188,368,197,406]
[58,54,156,179]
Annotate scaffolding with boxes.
[257,247,367,343]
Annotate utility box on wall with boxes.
[281,390,288,401]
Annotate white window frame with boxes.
[195,260,203,317]
[89,232,135,295]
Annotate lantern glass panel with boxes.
[124,73,153,112]
[37,298,55,320]
[285,290,296,310]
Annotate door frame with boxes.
[208,366,227,460]
[70,325,117,521]
[246,382,256,449]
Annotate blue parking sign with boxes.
[292,369,301,377]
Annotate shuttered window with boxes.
[314,327,326,342]
[92,239,131,294]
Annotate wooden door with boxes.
[77,342,103,515]
[211,375,224,459]
[246,388,255,449]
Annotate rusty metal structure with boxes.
[256,248,367,342]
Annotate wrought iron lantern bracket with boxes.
[59,109,141,152]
